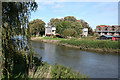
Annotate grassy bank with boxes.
[29,58,88,78]
[60,39,118,49]
[31,37,119,54]
[60,39,119,54]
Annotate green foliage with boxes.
[64,16,77,22]
[29,19,45,36]
[49,18,63,27]
[60,39,119,49]
[49,16,94,37]
[2,2,38,79]
[56,20,72,34]
[42,37,66,40]
[71,21,83,35]
[62,29,77,38]
[50,63,88,78]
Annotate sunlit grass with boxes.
[42,37,66,40]
[60,39,118,49]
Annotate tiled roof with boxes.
[98,25,118,28]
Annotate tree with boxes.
[49,18,63,27]
[56,20,72,34]
[64,16,77,22]
[62,29,77,38]
[2,2,38,78]
[48,16,94,37]
[29,19,45,36]
[71,21,83,35]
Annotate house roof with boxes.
[100,35,113,38]
[98,25,119,28]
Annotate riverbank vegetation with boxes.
[31,36,118,54]
[29,58,88,78]
[60,38,118,53]
[60,38,118,49]
[51,63,88,78]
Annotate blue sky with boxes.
[30,2,118,30]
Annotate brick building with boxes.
[96,25,120,36]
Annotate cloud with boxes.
[55,17,64,19]
[52,4,63,8]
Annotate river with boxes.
[31,41,118,78]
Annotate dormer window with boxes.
[105,26,108,31]
[112,26,115,31]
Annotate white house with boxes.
[82,28,88,37]
[45,24,56,36]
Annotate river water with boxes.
[31,41,118,78]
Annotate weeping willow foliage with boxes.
[2,2,38,79]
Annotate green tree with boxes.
[64,16,77,22]
[2,2,38,79]
[71,21,83,35]
[49,18,63,27]
[62,29,77,38]
[29,19,45,36]
[48,16,94,37]
[56,21,72,34]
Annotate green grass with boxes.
[34,36,119,53]
[41,36,119,49]
[30,61,88,78]
[42,37,66,40]
[51,63,88,78]
[60,39,119,49]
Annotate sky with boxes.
[29,2,118,30]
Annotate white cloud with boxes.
[52,4,63,8]
[55,17,63,19]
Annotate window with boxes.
[52,30,54,32]
[105,33,107,35]
[105,26,108,31]
[112,26,115,31]
[98,26,101,30]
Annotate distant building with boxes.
[99,35,113,40]
[96,25,120,36]
[45,24,56,36]
[82,28,88,37]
